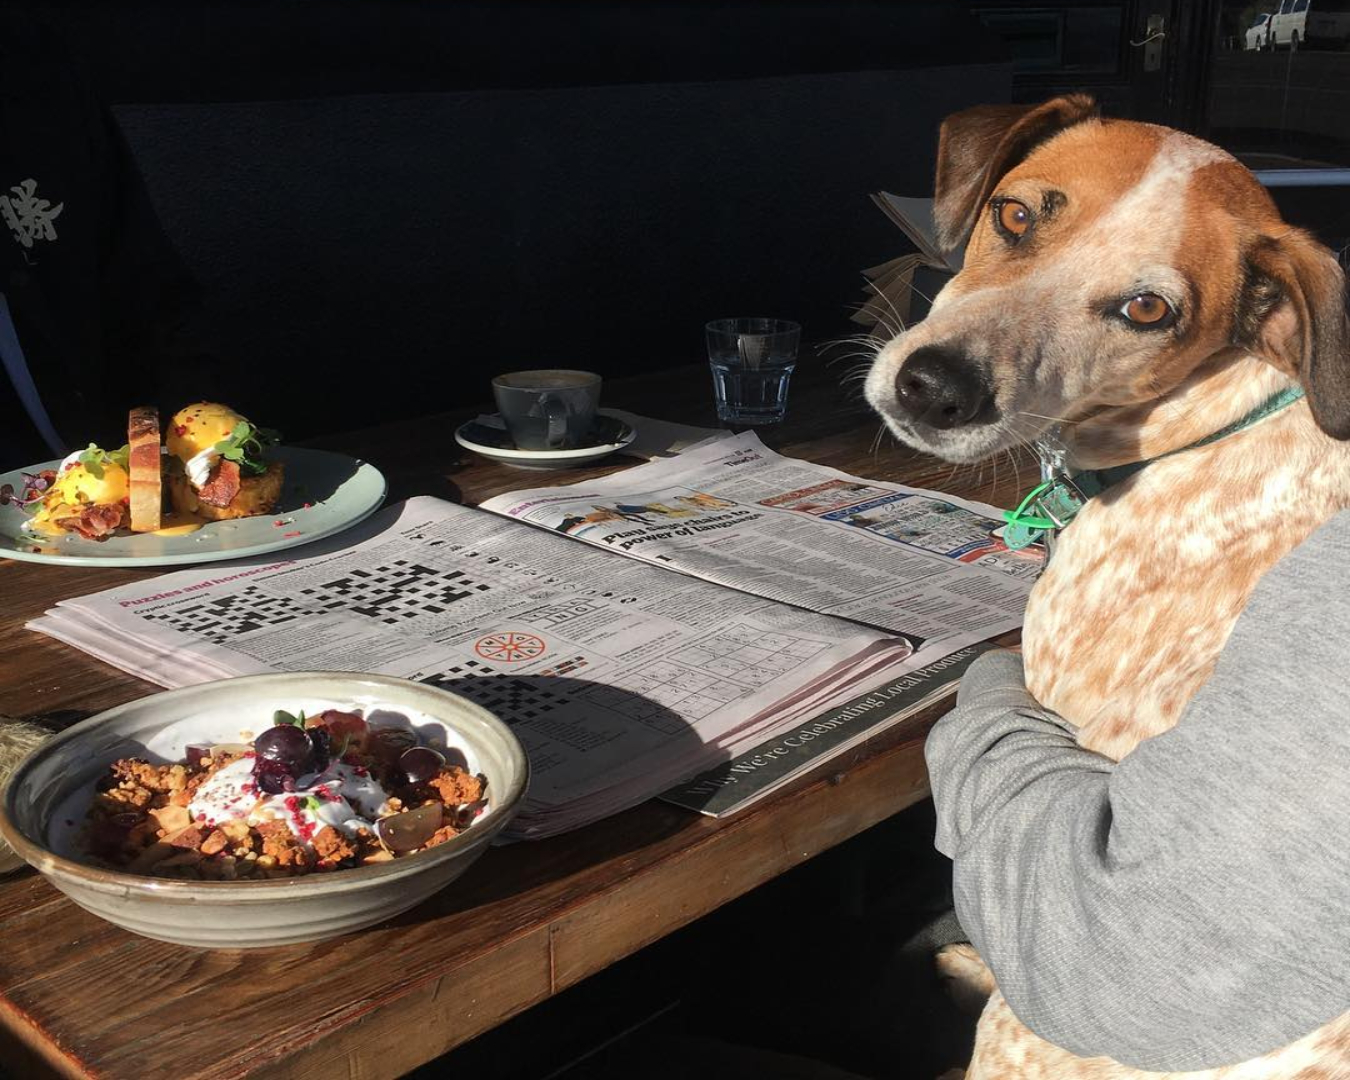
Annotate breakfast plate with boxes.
[454,410,637,469]
[0,447,387,567]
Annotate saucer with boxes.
[455,411,637,469]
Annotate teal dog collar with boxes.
[1003,384,1307,552]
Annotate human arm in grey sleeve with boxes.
[925,513,1350,1072]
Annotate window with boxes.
[1207,0,1350,249]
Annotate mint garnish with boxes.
[73,443,129,480]
[273,709,307,729]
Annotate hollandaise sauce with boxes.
[152,512,208,536]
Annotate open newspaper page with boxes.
[480,431,1040,659]
[28,497,923,838]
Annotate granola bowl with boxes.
[0,672,528,949]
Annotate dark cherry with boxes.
[253,759,291,795]
[308,726,332,773]
[399,746,446,785]
[253,724,314,772]
[367,726,417,763]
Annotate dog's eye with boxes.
[1120,294,1175,327]
[995,199,1031,238]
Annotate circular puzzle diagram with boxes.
[474,631,547,663]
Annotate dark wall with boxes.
[26,1,1013,439]
[32,1,1011,101]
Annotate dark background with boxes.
[10,1,1015,441]
[12,0,1350,446]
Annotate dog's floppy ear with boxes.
[933,94,1098,258]
[1239,229,1350,439]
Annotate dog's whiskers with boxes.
[869,281,911,341]
[840,300,901,340]
[869,422,887,458]
[1015,410,1077,427]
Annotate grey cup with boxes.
[492,370,602,450]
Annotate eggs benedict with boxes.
[25,444,130,538]
[165,402,284,520]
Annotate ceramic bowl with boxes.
[0,672,529,949]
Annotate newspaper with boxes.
[29,498,923,839]
[481,431,1039,659]
[853,195,959,340]
[868,193,960,271]
[29,435,1036,836]
[661,642,991,817]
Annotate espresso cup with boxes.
[492,369,602,450]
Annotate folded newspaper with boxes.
[853,194,958,339]
[29,433,1039,838]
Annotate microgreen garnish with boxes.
[72,444,129,480]
[303,795,323,813]
[213,421,279,477]
[273,708,307,729]
[3,470,55,513]
[77,444,105,479]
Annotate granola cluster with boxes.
[81,724,487,880]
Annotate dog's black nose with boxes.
[894,346,991,429]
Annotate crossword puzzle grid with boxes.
[585,659,746,729]
[139,586,305,644]
[298,560,492,624]
[418,658,570,723]
[670,625,829,688]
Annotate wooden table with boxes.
[0,363,1036,1080]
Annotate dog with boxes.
[865,95,1350,1078]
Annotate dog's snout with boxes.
[894,346,991,429]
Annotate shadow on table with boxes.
[384,468,462,505]
[281,446,362,508]
[26,708,95,732]
[378,673,730,929]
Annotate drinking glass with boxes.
[705,317,801,425]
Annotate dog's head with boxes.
[864,95,1350,464]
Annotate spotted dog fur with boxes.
[866,97,1350,1078]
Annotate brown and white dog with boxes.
[866,96,1350,1079]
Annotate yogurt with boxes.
[187,755,393,848]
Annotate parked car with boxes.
[1245,11,1274,48]
[1304,0,1350,46]
[1269,0,1308,50]
[1265,0,1350,49]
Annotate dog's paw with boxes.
[0,719,55,875]
[935,942,997,1016]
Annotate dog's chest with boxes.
[1020,427,1345,761]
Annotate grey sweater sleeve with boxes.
[925,512,1350,1072]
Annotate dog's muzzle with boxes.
[893,345,993,430]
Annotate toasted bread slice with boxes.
[127,405,162,533]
